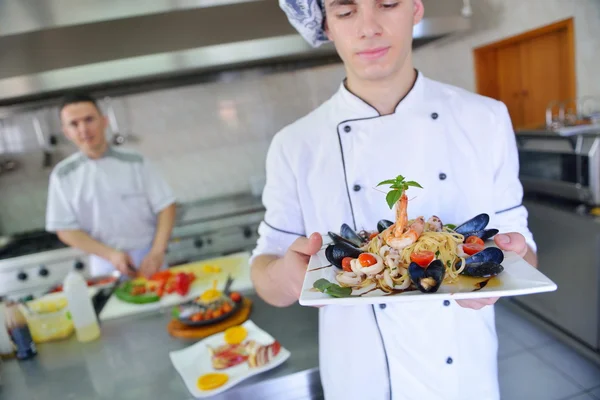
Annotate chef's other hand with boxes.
[282,233,323,300]
[493,232,528,258]
[109,250,137,277]
[457,232,528,310]
[139,250,165,279]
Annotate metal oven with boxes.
[517,131,600,205]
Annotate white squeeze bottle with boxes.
[63,271,101,342]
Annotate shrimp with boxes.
[426,215,443,232]
[386,217,425,251]
[382,191,425,250]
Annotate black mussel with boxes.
[328,232,359,248]
[325,242,363,269]
[456,247,505,276]
[460,229,499,241]
[465,247,504,265]
[377,219,394,233]
[461,262,504,278]
[454,214,490,236]
[341,223,366,246]
[408,259,446,293]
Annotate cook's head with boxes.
[59,92,108,156]
[280,0,424,82]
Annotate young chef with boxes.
[46,93,177,278]
[250,1,539,399]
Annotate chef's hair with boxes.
[59,92,101,116]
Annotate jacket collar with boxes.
[333,69,426,122]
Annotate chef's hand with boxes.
[283,233,323,300]
[139,250,165,279]
[457,232,528,310]
[108,250,137,277]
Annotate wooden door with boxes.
[496,43,524,127]
[474,18,576,130]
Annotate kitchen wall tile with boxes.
[0,63,346,234]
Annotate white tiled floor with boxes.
[496,300,600,400]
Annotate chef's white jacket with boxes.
[46,146,175,275]
[251,71,536,400]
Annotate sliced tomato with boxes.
[358,253,377,267]
[463,243,485,256]
[465,236,485,246]
[410,251,435,268]
[368,232,379,240]
[341,257,354,272]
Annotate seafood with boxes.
[426,216,443,232]
[377,219,394,233]
[341,223,367,247]
[457,247,505,277]
[318,175,506,296]
[325,241,363,269]
[408,259,446,293]
[384,216,425,251]
[454,213,498,240]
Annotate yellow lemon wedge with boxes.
[224,326,248,345]
[197,373,229,391]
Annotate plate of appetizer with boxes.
[299,175,557,306]
[169,320,290,398]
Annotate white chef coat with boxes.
[46,146,176,276]
[251,71,536,400]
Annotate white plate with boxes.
[299,243,557,306]
[169,320,290,398]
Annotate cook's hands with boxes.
[493,232,529,258]
[108,250,136,277]
[282,233,323,301]
[457,232,528,310]
[139,249,165,279]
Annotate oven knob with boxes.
[194,238,204,248]
[39,266,50,277]
[74,260,85,271]
[243,227,253,239]
[17,271,28,281]
[207,238,213,245]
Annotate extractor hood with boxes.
[0,0,471,105]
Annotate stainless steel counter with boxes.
[0,295,322,400]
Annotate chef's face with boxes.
[61,102,108,156]
[324,0,424,82]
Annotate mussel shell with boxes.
[456,247,505,270]
[461,262,504,278]
[325,242,363,269]
[341,223,366,246]
[328,232,359,248]
[408,259,446,293]
[460,229,499,241]
[454,214,490,236]
[466,247,504,265]
[377,219,393,233]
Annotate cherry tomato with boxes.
[465,236,485,246]
[222,303,232,313]
[358,253,377,267]
[410,251,435,268]
[230,292,242,303]
[212,310,223,318]
[341,257,353,272]
[369,232,378,240]
[463,243,485,256]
